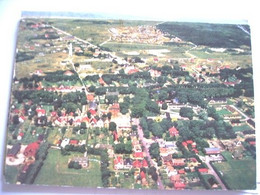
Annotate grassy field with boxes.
[213,152,256,190]
[34,149,102,187]
[103,42,188,58]
[232,124,253,132]
[4,165,19,184]
[46,19,158,45]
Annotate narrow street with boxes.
[133,118,164,190]
[201,156,227,190]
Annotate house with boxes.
[36,108,46,117]
[166,165,178,177]
[124,158,133,169]
[114,156,124,170]
[174,182,186,190]
[198,168,208,173]
[208,98,227,104]
[71,156,88,168]
[61,138,70,148]
[178,169,185,174]
[89,101,98,110]
[17,132,24,140]
[204,147,221,155]
[24,141,40,158]
[109,103,120,117]
[133,152,144,159]
[7,143,21,158]
[69,139,79,145]
[172,158,185,167]
[87,94,95,102]
[140,171,146,180]
[162,154,172,164]
[63,70,74,76]
[19,116,26,123]
[169,127,179,137]
[231,119,242,126]
[142,159,148,168]
[99,77,106,86]
[133,160,142,168]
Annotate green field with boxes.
[232,124,253,132]
[4,165,19,184]
[34,149,102,187]
[213,153,256,190]
[46,19,158,45]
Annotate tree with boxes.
[13,115,20,125]
[149,143,160,160]
[151,123,163,138]
[179,107,194,120]
[109,122,117,131]
[88,85,96,92]
[161,102,168,110]
[146,100,160,114]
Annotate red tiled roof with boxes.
[169,127,179,136]
[133,160,142,168]
[142,159,148,167]
[114,156,123,165]
[249,141,256,145]
[140,171,146,179]
[174,182,186,189]
[128,69,139,74]
[186,140,193,144]
[198,168,208,173]
[24,141,40,157]
[82,116,90,122]
[64,70,74,76]
[69,140,79,145]
[134,152,144,158]
[36,109,46,115]
[178,169,185,174]
[89,109,97,115]
[87,94,94,101]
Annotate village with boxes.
[4,18,256,190]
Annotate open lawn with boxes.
[213,156,256,190]
[4,165,19,184]
[232,124,253,132]
[34,149,102,187]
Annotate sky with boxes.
[0,0,259,194]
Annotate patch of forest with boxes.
[157,22,251,48]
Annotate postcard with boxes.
[3,12,256,191]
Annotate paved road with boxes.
[133,118,164,190]
[229,105,252,121]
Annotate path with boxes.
[202,155,227,190]
[185,42,197,58]
[133,118,164,190]
[99,35,111,46]
[229,105,251,121]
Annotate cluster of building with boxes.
[109,25,170,44]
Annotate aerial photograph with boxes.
[4,14,255,191]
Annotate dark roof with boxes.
[204,147,220,154]
[89,102,97,109]
[7,143,21,156]
[247,119,255,128]
[124,158,132,165]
